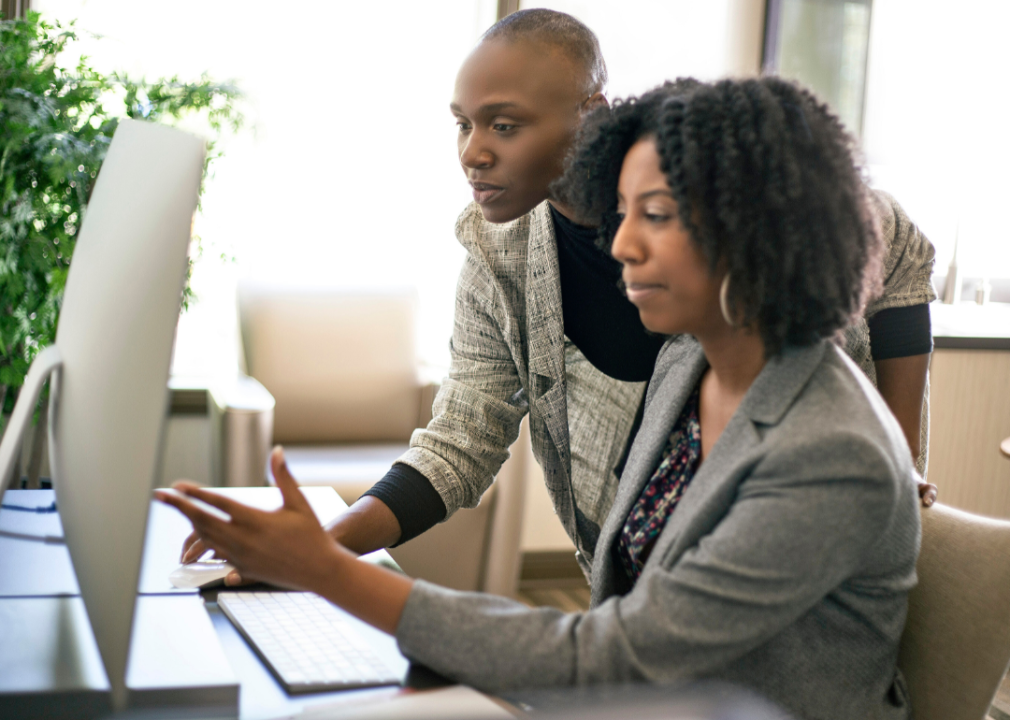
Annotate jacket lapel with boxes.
[591,339,829,604]
[525,202,569,461]
[645,341,829,569]
[592,336,707,600]
[522,202,581,542]
[738,341,827,426]
[525,202,566,387]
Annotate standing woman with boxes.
[159,78,920,720]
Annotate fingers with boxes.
[919,482,938,508]
[181,532,207,563]
[182,541,226,564]
[181,532,224,563]
[171,482,254,523]
[156,489,233,544]
[270,446,311,513]
[224,570,247,586]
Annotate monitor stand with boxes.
[0,596,111,720]
[126,594,239,713]
[0,345,62,494]
[0,488,239,717]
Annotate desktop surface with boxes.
[0,487,777,719]
[0,486,450,719]
[0,488,80,597]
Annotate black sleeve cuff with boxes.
[361,463,447,546]
[868,303,933,361]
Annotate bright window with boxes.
[34,0,1007,381]
[521,0,765,96]
[862,0,1010,286]
[35,0,499,374]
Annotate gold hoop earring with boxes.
[719,274,737,327]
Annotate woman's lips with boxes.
[471,183,504,204]
[624,282,664,304]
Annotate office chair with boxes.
[897,502,1010,720]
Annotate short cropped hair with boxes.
[552,77,883,356]
[482,9,608,95]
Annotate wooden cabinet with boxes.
[928,348,1010,519]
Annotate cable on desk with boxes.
[0,501,58,513]
[0,528,65,544]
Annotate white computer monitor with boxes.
[0,119,204,710]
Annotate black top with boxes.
[867,304,933,360]
[364,205,667,544]
[550,204,668,382]
[364,208,934,545]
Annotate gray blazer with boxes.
[396,336,921,720]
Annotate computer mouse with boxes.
[169,560,236,589]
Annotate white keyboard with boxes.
[218,591,402,693]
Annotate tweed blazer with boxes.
[397,190,934,567]
[396,337,921,720]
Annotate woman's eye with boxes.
[456,121,471,133]
[492,123,516,132]
[645,212,670,223]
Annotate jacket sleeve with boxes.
[394,218,528,517]
[865,189,937,317]
[394,431,903,692]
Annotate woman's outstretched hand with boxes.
[160,446,415,636]
[158,447,347,591]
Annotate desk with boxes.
[0,487,510,719]
[931,302,1010,351]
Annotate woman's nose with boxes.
[459,133,493,169]
[611,218,644,266]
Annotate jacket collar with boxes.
[739,341,827,426]
[592,336,707,599]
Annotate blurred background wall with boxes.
[26,0,1010,552]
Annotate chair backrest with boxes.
[238,285,422,444]
[898,502,1010,720]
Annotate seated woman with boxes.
[158,77,920,720]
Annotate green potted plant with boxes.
[0,11,243,487]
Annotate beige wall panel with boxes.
[928,349,1010,519]
[724,0,767,77]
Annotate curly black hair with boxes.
[551,77,883,356]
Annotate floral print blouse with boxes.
[617,385,702,583]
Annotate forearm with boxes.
[397,580,579,690]
[314,542,414,636]
[866,302,932,467]
[874,353,930,461]
[396,448,902,693]
[325,496,402,554]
